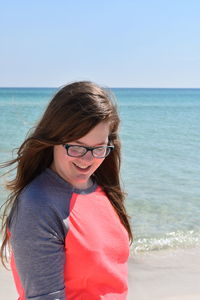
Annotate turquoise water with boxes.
[0,87,200,254]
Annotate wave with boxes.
[131,230,200,255]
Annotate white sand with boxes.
[128,247,200,300]
[0,264,18,299]
[0,247,199,299]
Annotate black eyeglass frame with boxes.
[63,144,114,158]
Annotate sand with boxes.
[0,247,199,299]
[0,263,18,299]
[127,247,200,300]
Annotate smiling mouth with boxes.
[73,163,91,172]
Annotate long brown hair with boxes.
[0,81,133,267]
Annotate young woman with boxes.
[0,81,133,300]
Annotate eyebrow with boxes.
[73,140,108,147]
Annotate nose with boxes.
[81,150,94,162]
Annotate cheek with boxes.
[55,150,74,168]
[54,146,66,162]
[65,157,76,166]
[93,158,105,170]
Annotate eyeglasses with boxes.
[63,144,114,158]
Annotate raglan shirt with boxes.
[8,168,130,300]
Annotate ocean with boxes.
[0,87,200,256]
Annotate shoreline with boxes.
[0,247,199,299]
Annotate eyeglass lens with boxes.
[67,145,109,157]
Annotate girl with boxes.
[0,81,133,299]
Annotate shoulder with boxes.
[20,168,73,210]
[9,169,73,229]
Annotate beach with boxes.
[0,89,200,299]
[127,248,200,300]
[0,247,199,299]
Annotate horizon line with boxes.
[0,86,200,89]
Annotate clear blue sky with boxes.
[1,0,200,87]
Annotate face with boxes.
[51,121,110,189]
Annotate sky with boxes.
[1,0,200,88]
